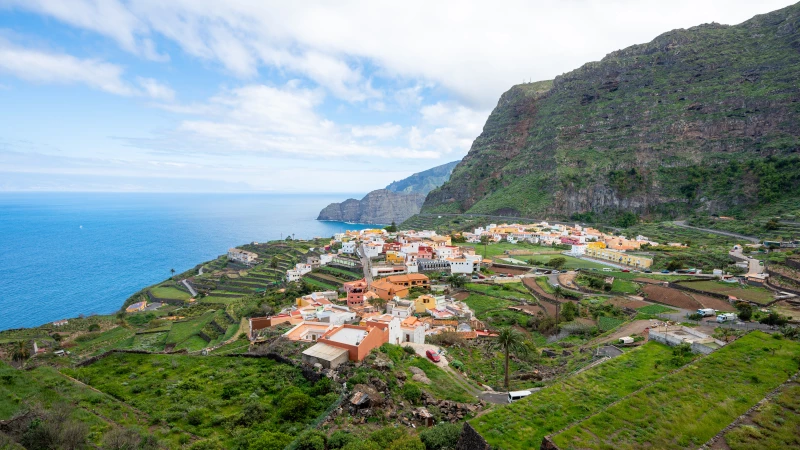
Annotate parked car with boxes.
[644,270,652,273]
[621,269,630,273]
[661,270,670,274]
[425,349,441,363]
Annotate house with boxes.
[370,278,409,301]
[448,254,482,274]
[341,241,357,254]
[385,273,430,289]
[296,291,337,307]
[286,263,313,282]
[126,301,147,312]
[363,243,383,258]
[417,258,450,273]
[386,251,406,264]
[228,248,258,265]
[307,255,321,268]
[285,321,335,342]
[647,325,725,354]
[387,299,415,318]
[417,245,434,259]
[414,294,441,313]
[52,319,69,327]
[584,247,653,269]
[344,279,368,307]
[399,316,426,344]
[302,324,388,368]
[364,314,401,344]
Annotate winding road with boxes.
[673,220,760,243]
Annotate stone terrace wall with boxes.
[455,422,490,450]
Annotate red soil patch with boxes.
[641,285,701,310]
[452,292,470,301]
[623,300,651,309]
[689,293,736,312]
[509,304,545,316]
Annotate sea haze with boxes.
[0,193,372,331]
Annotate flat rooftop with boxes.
[302,343,349,361]
[326,327,368,345]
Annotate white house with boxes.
[228,248,258,265]
[363,243,383,258]
[286,263,312,282]
[387,299,415,318]
[569,244,587,256]
[435,246,455,260]
[341,241,357,254]
[319,254,334,266]
[401,242,420,254]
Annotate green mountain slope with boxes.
[386,160,459,194]
[423,3,800,220]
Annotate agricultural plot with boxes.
[0,362,176,447]
[718,381,800,450]
[636,304,678,315]
[70,326,136,357]
[150,285,191,300]
[641,284,701,310]
[462,293,512,318]
[552,332,800,450]
[597,316,625,331]
[63,353,338,448]
[677,281,774,304]
[465,283,535,301]
[470,342,680,450]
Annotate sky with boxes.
[0,0,794,194]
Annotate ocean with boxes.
[0,193,372,331]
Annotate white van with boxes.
[602,268,612,272]
[508,390,532,403]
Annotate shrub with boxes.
[295,430,326,450]
[278,392,312,421]
[88,323,101,332]
[419,422,462,450]
[402,383,422,403]
[370,427,408,446]
[403,345,417,355]
[389,436,426,450]
[248,431,292,450]
[329,430,357,449]
[186,408,206,426]
[449,359,464,370]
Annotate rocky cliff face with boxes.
[317,190,426,224]
[424,3,800,219]
[386,161,459,194]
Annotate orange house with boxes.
[344,279,368,307]
[317,324,387,361]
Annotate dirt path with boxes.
[591,320,653,346]
[557,271,578,289]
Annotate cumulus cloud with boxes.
[351,123,402,139]
[0,40,173,99]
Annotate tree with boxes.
[547,257,567,270]
[735,302,753,321]
[170,268,176,277]
[480,234,490,258]
[270,257,279,285]
[369,296,388,313]
[666,259,683,271]
[447,274,466,288]
[419,423,463,450]
[11,340,29,363]
[552,286,563,324]
[384,221,398,233]
[493,327,528,390]
[765,219,780,230]
[561,301,577,322]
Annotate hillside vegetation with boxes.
[424,3,800,220]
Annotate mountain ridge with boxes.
[423,3,800,220]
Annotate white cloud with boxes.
[5,0,791,107]
[137,77,174,101]
[351,123,402,139]
[0,39,173,99]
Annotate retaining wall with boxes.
[455,422,491,450]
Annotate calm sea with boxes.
[0,193,371,331]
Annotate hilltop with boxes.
[423,3,800,221]
[318,161,459,224]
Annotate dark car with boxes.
[661,270,670,274]
[644,270,652,273]
[425,349,441,363]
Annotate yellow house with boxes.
[386,251,405,264]
[414,294,438,314]
[587,241,606,250]
[585,247,652,268]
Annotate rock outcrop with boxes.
[317,189,425,224]
[423,3,800,220]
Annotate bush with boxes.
[759,312,788,326]
[449,359,464,370]
[278,392,312,421]
[370,427,408,447]
[88,323,101,332]
[186,408,206,426]
[329,430,357,449]
[402,383,422,404]
[248,431,292,450]
[403,345,417,355]
[419,422,462,450]
[736,303,753,321]
[389,436,426,450]
[295,430,326,450]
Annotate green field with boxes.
[526,254,610,270]
[0,361,176,446]
[465,283,535,301]
[462,293,512,318]
[71,326,136,356]
[150,286,191,300]
[456,242,555,258]
[597,316,626,331]
[470,342,681,449]
[611,278,639,294]
[636,304,678,315]
[677,281,774,304]
[552,332,800,449]
[165,311,216,347]
[64,353,339,448]
[722,382,800,450]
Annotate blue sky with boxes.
[0,0,793,193]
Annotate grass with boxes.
[465,283,535,301]
[527,254,610,270]
[611,278,639,294]
[470,342,681,449]
[0,361,175,446]
[63,352,338,448]
[462,294,512,318]
[406,357,476,403]
[677,281,774,304]
[597,316,626,331]
[455,242,554,258]
[149,286,191,300]
[552,332,800,450]
[165,311,216,346]
[71,326,136,356]
[722,383,800,450]
[636,304,678,314]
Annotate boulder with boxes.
[412,373,432,385]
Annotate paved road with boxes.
[356,244,373,284]
[673,220,760,243]
[729,248,764,275]
[182,279,198,297]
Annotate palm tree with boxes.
[270,257,279,285]
[170,268,176,277]
[11,340,29,363]
[447,274,465,289]
[552,285,563,324]
[494,327,528,390]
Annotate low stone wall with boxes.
[146,291,187,306]
[785,258,800,271]
[455,422,490,450]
